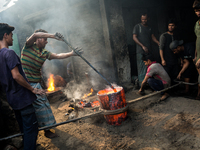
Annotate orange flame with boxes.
[47,74,55,92]
[82,88,94,99]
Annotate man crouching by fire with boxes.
[138,54,170,101]
[21,29,83,138]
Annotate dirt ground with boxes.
[25,85,200,150]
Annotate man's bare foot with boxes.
[137,91,145,96]
[44,130,59,138]
[160,93,169,101]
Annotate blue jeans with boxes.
[147,78,164,94]
[14,104,38,150]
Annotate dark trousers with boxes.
[14,104,38,150]
[147,78,164,93]
[163,64,179,85]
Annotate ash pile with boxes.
[46,79,101,121]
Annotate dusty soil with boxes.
[31,86,200,150]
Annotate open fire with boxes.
[47,74,55,92]
[46,74,65,97]
[81,88,94,99]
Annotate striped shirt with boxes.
[21,43,52,82]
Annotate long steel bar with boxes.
[0,111,103,141]
[127,83,181,104]
[0,105,128,141]
[61,37,114,89]
[174,80,198,85]
[0,82,186,141]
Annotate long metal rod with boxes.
[127,83,181,104]
[0,82,185,141]
[0,111,103,141]
[174,80,198,85]
[61,37,114,89]
[0,105,128,141]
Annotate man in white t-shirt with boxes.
[138,54,171,100]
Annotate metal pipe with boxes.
[0,111,103,141]
[174,80,198,85]
[0,106,128,141]
[127,83,181,104]
[61,37,114,89]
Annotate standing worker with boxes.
[159,19,180,85]
[193,0,200,99]
[169,40,197,95]
[0,23,45,150]
[133,12,159,86]
[21,29,83,138]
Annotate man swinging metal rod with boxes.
[56,33,114,89]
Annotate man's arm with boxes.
[159,34,166,66]
[49,51,74,60]
[160,50,166,66]
[11,66,45,95]
[133,34,148,53]
[139,75,150,92]
[177,59,189,79]
[152,34,159,46]
[26,32,56,47]
[194,48,197,62]
[49,48,83,60]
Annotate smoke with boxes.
[0,0,18,13]
[0,0,117,94]
[63,80,91,100]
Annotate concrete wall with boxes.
[104,0,131,84]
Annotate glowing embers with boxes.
[47,74,55,92]
[78,100,100,108]
[97,86,127,126]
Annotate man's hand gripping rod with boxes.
[60,36,115,89]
